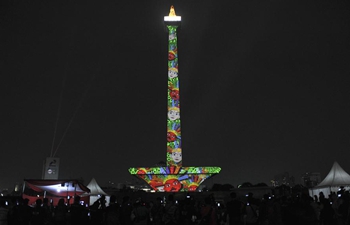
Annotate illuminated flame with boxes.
[169,5,176,16]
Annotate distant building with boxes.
[302,172,321,188]
[271,172,295,187]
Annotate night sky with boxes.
[2,0,350,190]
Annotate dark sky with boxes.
[1,0,350,190]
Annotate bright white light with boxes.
[164,16,181,22]
[57,189,61,193]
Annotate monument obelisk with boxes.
[129,6,221,192]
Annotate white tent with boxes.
[86,178,109,206]
[309,162,350,198]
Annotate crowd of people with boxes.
[1,189,350,225]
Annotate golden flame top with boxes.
[169,5,176,16]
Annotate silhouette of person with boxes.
[132,199,149,225]
[54,198,68,225]
[163,195,180,225]
[199,196,217,225]
[69,196,88,225]
[320,199,335,225]
[90,195,106,224]
[105,195,120,225]
[337,192,350,225]
[13,198,32,225]
[0,199,9,225]
[42,198,53,224]
[120,196,133,225]
[243,193,259,225]
[150,197,164,225]
[225,192,244,225]
[30,199,46,225]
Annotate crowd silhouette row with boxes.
[1,189,350,225]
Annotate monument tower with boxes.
[129,6,221,192]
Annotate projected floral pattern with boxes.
[167,25,182,167]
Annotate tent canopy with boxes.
[309,162,350,198]
[317,162,350,187]
[85,178,109,206]
[24,179,90,195]
[23,179,90,206]
[86,178,107,196]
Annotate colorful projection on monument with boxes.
[129,166,221,192]
[128,6,221,192]
[167,24,182,167]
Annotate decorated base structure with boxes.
[129,6,221,192]
[129,166,221,192]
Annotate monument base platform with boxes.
[129,166,221,192]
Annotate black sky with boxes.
[1,0,350,190]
